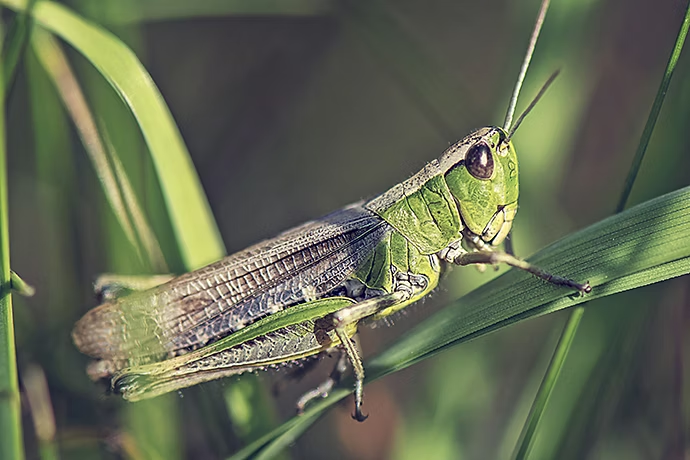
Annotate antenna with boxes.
[508,69,560,139]
[503,0,551,132]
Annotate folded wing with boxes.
[72,204,390,362]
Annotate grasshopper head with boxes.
[441,127,518,247]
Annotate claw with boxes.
[574,281,592,297]
[351,408,369,422]
[581,282,593,294]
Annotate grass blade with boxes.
[74,0,334,25]
[3,0,281,446]
[2,0,37,94]
[0,18,25,460]
[510,307,583,460]
[232,184,690,458]
[512,3,690,457]
[2,0,225,268]
[31,30,169,272]
[616,2,690,213]
[31,30,144,264]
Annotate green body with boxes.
[72,126,520,404]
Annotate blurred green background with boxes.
[4,0,690,458]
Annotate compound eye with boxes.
[465,142,494,179]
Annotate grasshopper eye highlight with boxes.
[465,142,494,180]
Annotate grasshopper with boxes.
[72,3,590,422]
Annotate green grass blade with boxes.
[511,301,585,460]
[0,18,25,460]
[30,30,144,263]
[616,3,690,213]
[2,0,225,269]
[29,23,183,460]
[10,271,35,297]
[25,40,103,459]
[511,307,583,460]
[74,0,334,24]
[3,0,281,446]
[513,4,690,457]
[31,29,168,272]
[231,185,690,458]
[2,0,36,93]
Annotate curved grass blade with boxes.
[1,0,225,269]
[30,29,150,267]
[231,185,690,459]
[2,0,280,446]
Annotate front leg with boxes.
[439,234,590,295]
[453,250,591,294]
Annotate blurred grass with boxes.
[1,0,689,459]
[74,0,335,25]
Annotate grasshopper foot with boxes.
[351,403,369,422]
[351,377,368,421]
[572,281,592,297]
[579,282,592,295]
[351,374,369,422]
